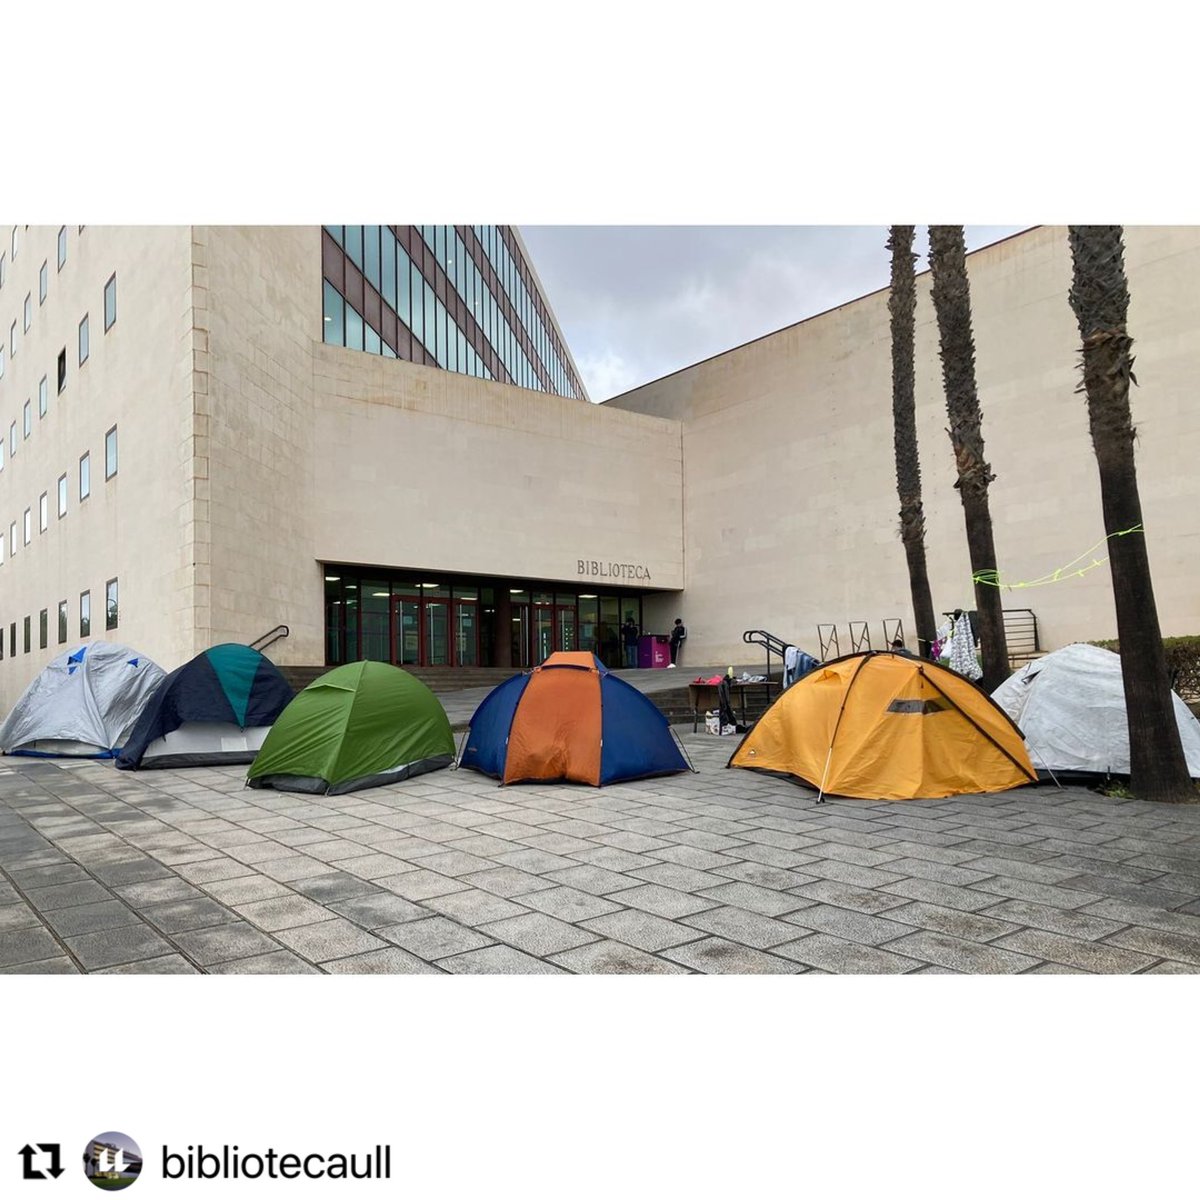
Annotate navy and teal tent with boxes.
[460,650,690,786]
[115,643,293,769]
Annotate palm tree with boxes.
[888,226,938,659]
[927,225,1009,691]
[1067,226,1192,802]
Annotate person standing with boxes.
[622,614,640,668]
[668,617,687,667]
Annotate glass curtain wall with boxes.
[321,225,584,400]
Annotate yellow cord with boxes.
[972,525,1144,589]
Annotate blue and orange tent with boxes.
[459,651,690,786]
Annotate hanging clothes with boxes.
[949,612,982,682]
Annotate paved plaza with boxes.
[3,733,1200,975]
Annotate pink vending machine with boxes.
[637,635,672,669]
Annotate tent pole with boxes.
[672,728,699,774]
[813,654,873,803]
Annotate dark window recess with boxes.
[57,348,67,393]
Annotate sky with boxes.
[520,226,1029,402]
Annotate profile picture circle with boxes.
[83,1132,142,1190]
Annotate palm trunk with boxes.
[1067,226,1192,802]
[888,225,937,658]
[927,225,1010,692]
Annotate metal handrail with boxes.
[249,624,289,654]
[742,629,794,682]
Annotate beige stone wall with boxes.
[609,225,1200,669]
[0,225,195,709]
[194,226,323,665]
[311,342,683,604]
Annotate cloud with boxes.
[521,225,1028,401]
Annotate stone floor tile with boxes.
[286,871,382,903]
[42,900,142,937]
[0,926,65,968]
[578,908,706,952]
[236,894,340,931]
[788,880,911,915]
[881,877,1016,912]
[773,933,922,974]
[202,875,292,904]
[459,866,560,898]
[141,896,240,933]
[991,928,1157,974]
[567,846,665,874]
[98,954,200,975]
[543,863,644,897]
[492,847,585,873]
[974,899,1124,941]
[115,877,205,906]
[604,883,717,920]
[479,911,600,956]
[322,948,444,975]
[1140,960,1200,974]
[683,905,812,949]
[174,856,256,884]
[550,939,690,974]
[65,923,177,970]
[8,863,89,887]
[880,901,1019,943]
[1102,925,1200,966]
[89,856,176,886]
[422,887,531,926]
[328,892,428,928]
[782,903,916,947]
[377,915,493,960]
[256,855,340,882]
[171,921,284,966]
[695,881,812,917]
[207,951,322,974]
[25,879,113,911]
[883,930,1042,974]
[0,901,44,932]
[334,852,413,880]
[373,868,472,902]
[711,861,818,890]
[267,918,387,963]
[968,875,1107,909]
[517,885,626,922]
[1055,874,1196,910]
[417,849,507,878]
[441,945,569,974]
[660,936,798,975]
[798,860,907,889]
[631,862,731,893]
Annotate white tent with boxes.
[0,642,165,757]
[991,642,1200,777]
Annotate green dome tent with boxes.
[246,661,454,795]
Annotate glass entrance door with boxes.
[392,594,421,665]
[454,599,478,666]
[424,600,449,665]
[532,604,554,664]
[511,603,530,668]
[556,605,577,654]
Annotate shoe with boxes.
[667,663,676,668]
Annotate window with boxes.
[9,421,16,457]
[0,252,5,288]
[80,591,91,637]
[57,226,66,270]
[105,578,118,630]
[38,376,47,418]
[78,314,89,365]
[0,344,5,378]
[39,609,47,650]
[9,622,15,657]
[23,293,31,332]
[10,321,16,357]
[8,522,15,555]
[58,474,67,518]
[23,400,31,438]
[39,261,47,304]
[79,452,91,500]
[105,426,118,479]
[23,508,31,545]
[11,226,18,258]
[39,492,48,532]
[322,281,344,345]
[57,348,66,393]
[104,274,117,331]
[0,531,4,565]
[23,615,30,653]
[58,601,67,644]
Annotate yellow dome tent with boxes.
[728,652,1036,801]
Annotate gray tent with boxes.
[0,641,165,757]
